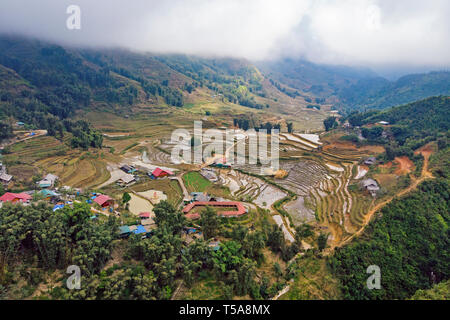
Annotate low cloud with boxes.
[0,0,449,70]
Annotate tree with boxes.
[122,192,131,205]
[267,225,284,252]
[200,206,220,240]
[287,122,293,133]
[324,117,337,131]
[317,233,329,252]
[153,201,185,234]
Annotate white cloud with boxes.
[0,0,448,69]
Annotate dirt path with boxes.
[174,175,190,202]
[331,150,433,250]
[171,280,184,300]
[0,129,48,149]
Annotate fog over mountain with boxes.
[0,0,449,77]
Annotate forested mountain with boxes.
[256,58,377,100]
[257,58,450,112]
[0,35,303,145]
[338,71,450,111]
[1,35,449,148]
[345,96,449,160]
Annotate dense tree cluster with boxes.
[339,72,450,111]
[0,202,117,287]
[323,117,338,131]
[0,37,107,148]
[0,120,13,142]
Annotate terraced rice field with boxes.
[283,197,315,225]
[272,160,328,196]
[307,161,373,241]
[218,170,286,208]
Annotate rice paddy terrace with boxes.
[149,128,385,246]
[3,109,385,249]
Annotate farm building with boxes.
[39,189,60,201]
[94,194,114,207]
[0,172,13,186]
[118,174,136,187]
[364,157,377,166]
[120,165,137,174]
[150,167,174,179]
[38,174,58,188]
[139,212,152,219]
[361,179,380,197]
[378,121,389,125]
[182,201,247,219]
[0,192,32,204]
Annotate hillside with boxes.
[338,71,450,111]
[346,96,450,160]
[257,58,450,112]
[0,35,335,136]
[328,96,450,300]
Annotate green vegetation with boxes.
[324,117,338,131]
[339,72,450,111]
[346,96,450,160]
[0,202,117,298]
[183,172,211,192]
[410,280,450,300]
[329,179,449,300]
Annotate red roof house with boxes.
[152,168,174,178]
[139,212,151,218]
[0,192,32,203]
[182,201,247,218]
[94,195,114,207]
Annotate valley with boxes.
[0,36,448,302]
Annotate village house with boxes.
[149,167,174,179]
[200,168,218,182]
[0,172,13,186]
[182,201,247,219]
[117,174,136,187]
[190,192,211,202]
[39,189,60,202]
[93,194,115,208]
[364,157,377,166]
[120,165,137,174]
[38,174,58,189]
[0,192,32,204]
[361,179,380,197]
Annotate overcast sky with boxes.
[0,0,449,74]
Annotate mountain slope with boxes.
[339,71,450,111]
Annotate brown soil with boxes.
[379,162,393,169]
[394,156,414,175]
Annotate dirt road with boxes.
[0,129,48,149]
